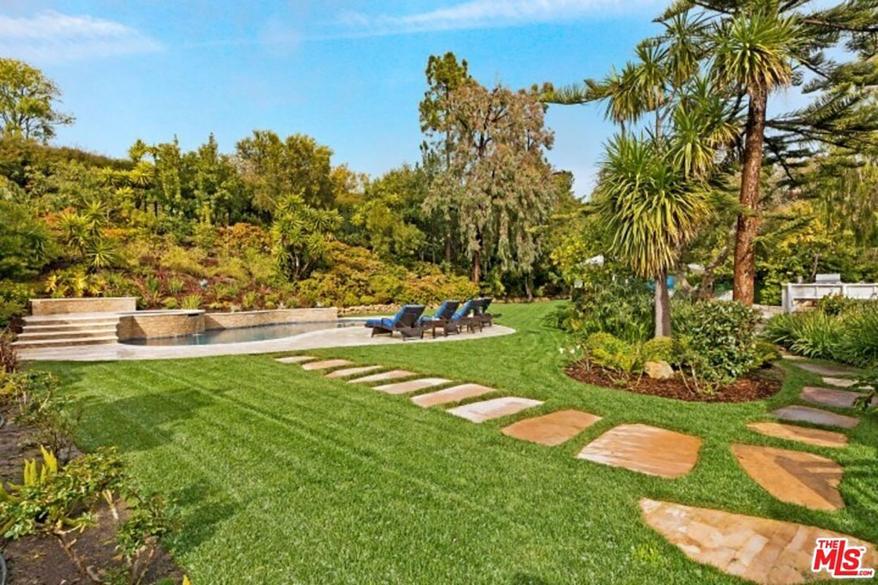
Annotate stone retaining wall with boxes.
[31,297,138,316]
[204,308,337,330]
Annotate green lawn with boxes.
[42,302,878,584]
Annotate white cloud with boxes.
[0,10,162,63]
[332,0,660,38]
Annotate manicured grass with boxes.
[41,302,878,584]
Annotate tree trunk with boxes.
[524,274,533,302]
[654,270,671,338]
[733,89,768,306]
[444,227,453,264]
[471,250,481,284]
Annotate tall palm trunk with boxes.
[654,269,671,338]
[733,89,767,305]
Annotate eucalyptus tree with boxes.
[423,82,557,284]
[0,59,73,142]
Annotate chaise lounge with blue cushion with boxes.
[447,299,482,334]
[418,300,460,337]
[365,305,426,340]
[473,297,498,327]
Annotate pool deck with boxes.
[16,322,516,362]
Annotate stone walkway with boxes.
[276,354,876,580]
[411,383,495,408]
[375,377,451,395]
[448,397,544,423]
[502,409,601,446]
[732,444,844,511]
[576,424,701,479]
[640,498,877,585]
[772,405,860,429]
[747,422,847,448]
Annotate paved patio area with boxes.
[16,322,515,362]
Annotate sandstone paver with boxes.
[640,498,877,584]
[502,409,601,446]
[275,355,316,364]
[576,424,701,478]
[797,363,858,377]
[374,377,451,395]
[772,405,859,429]
[447,397,543,423]
[301,358,354,371]
[411,383,496,408]
[325,365,382,379]
[747,422,847,448]
[348,369,417,384]
[822,376,869,389]
[801,386,873,409]
[732,444,844,510]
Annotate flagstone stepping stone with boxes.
[301,359,354,371]
[640,498,877,585]
[798,362,858,377]
[502,409,602,446]
[348,369,417,384]
[822,376,865,389]
[801,386,873,409]
[576,424,701,479]
[374,377,451,395]
[447,397,543,423]
[411,383,496,408]
[732,444,843,510]
[325,365,382,379]
[772,405,859,429]
[275,355,316,364]
[747,422,848,449]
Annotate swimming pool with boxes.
[121,319,365,346]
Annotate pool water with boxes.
[122,320,365,346]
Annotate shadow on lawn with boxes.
[166,481,239,556]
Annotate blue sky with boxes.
[2,1,680,194]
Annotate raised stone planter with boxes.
[117,310,205,341]
[30,297,137,316]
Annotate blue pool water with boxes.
[122,320,365,347]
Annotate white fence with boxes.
[782,283,878,313]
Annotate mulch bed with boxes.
[566,362,783,403]
[0,405,182,585]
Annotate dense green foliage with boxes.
[764,300,878,368]
[39,302,878,584]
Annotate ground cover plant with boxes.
[38,302,878,584]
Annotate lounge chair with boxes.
[474,297,497,327]
[448,299,482,334]
[365,305,426,340]
[418,300,460,337]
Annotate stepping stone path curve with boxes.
[747,422,847,449]
[577,424,701,479]
[641,498,877,585]
[374,377,451,395]
[502,409,601,446]
[772,405,859,429]
[349,369,417,384]
[302,359,354,371]
[275,355,316,364]
[447,397,543,423]
[411,383,496,408]
[732,444,844,511]
[822,376,860,389]
[325,365,383,379]
[801,386,874,409]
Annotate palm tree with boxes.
[710,5,797,304]
[595,135,707,337]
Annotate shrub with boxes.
[585,332,638,373]
[754,341,782,367]
[159,245,206,277]
[836,304,878,367]
[556,263,653,343]
[788,311,843,359]
[640,336,673,363]
[1,330,18,373]
[180,294,202,310]
[0,281,31,329]
[672,300,761,385]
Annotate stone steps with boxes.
[14,313,121,349]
